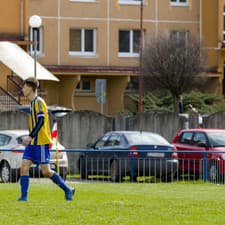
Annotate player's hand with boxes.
[22,136,32,146]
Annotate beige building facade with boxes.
[0,0,224,114]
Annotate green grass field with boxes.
[1,180,225,225]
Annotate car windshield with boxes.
[125,132,169,145]
[0,134,11,146]
[17,135,28,145]
[208,132,225,147]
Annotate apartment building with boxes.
[0,0,224,114]
[0,0,28,92]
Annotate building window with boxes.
[170,0,188,6]
[119,30,141,57]
[170,30,189,43]
[29,27,43,54]
[76,80,91,91]
[69,28,96,56]
[119,0,142,5]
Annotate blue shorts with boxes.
[23,144,50,165]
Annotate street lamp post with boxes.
[29,15,42,78]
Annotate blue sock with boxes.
[20,175,29,199]
[50,172,70,193]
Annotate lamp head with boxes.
[29,15,42,28]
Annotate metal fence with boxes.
[1,149,225,184]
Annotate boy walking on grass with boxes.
[18,76,75,201]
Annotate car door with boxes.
[0,134,12,157]
[176,131,207,173]
[190,132,208,173]
[88,133,111,175]
[175,131,194,172]
[100,133,127,172]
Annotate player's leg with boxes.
[18,159,32,201]
[38,145,75,200]
[40,163,75,200]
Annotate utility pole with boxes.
[138,0,144,112]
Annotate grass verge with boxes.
[0,181,225,225]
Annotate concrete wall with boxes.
[0,111,28,130]
[126,111,186,142]
[0,110,214,146]
[203,111,225,128]
[0,110,218,173]
[0,110,187,145]
[58,110,112,148]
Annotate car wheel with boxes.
[0,162,19,183]
[0,162,10,183]
[208,164,220,183]
[110,160,120,182]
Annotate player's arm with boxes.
[29,113,44,138]
[22,114,44,146]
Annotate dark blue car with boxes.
[79,131,178,182]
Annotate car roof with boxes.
[105,131,157,135]
[179,128,225,133]
[0,130,28,136]
[16,105,72,118]
[16,105,72,113]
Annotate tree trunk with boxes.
[173,96,180,114]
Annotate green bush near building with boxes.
[129,91,225,114]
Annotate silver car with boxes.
[0,130,68,183]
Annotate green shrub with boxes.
[128,91,225,114]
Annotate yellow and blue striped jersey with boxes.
[29,96,52,145]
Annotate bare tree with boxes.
[142,34,207,113]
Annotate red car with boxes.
[172,129,225,182]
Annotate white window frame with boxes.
[170,0,188,7]
[119,0,142,5]
[69,28,97,57]
[29,27,43,55]
[170,30,189,43]
[118,30,142,58]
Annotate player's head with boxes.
[23,77,39,92]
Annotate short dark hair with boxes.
[23,77,39,92]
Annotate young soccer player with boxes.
[18,77,75,201]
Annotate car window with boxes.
[126,133,169,145]
[104,134,121,147]
[17,135,28,145]
[179,132,193,145]
[207,132,225,147]
[94,134,111,148]
[193,132,207,146]
[0,134,11,146]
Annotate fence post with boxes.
[130,156,134,182]
[203,151,208,182]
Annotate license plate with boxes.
[147,153,164,157]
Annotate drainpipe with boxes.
[20,0,28,37]
[200,0,202,43]
[20,0,24,36]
